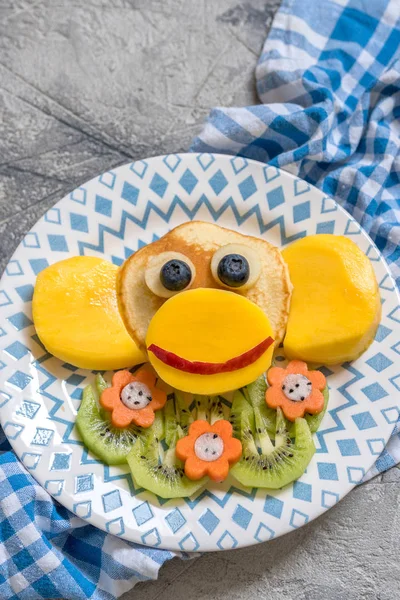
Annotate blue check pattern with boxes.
[1,1,399,598]
[0,434,176,600]
[192,0,400,482]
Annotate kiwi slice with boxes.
[127,390,206,499]
[174,391,193,435]
[209,396,224,424]
[95,372,108,395]
[230,406,315,489]
[230,390,256,451]
[150,409,165,443]
[164,394,178,448]
[164,391,192,447]
[244,375,276,431]
[127,431,206,499]
[303,385,329,433]
[194,394,208,420]
[76,380,142,465]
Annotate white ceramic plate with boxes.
[0,154,399,552]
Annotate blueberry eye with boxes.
[217,254,250,288]
[145,252,196,298]
[160,259,192,291]
[210,243,261,291]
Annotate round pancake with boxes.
[117,221,292,350]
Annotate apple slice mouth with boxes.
[147,336,274,375]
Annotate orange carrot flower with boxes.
[266,360,326,421]
[100,367,166,429]
[176,420,242,482]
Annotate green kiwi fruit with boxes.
[76,381,142,465]
[208,396,224,424]
[95,373,108,395]
[127,390,206,498]
[302,385,329,433]
[230,389,255,444]
[149,409,165,443]
[230,406,315,489]
[174,391,193,434]
[127,430,206,499]
[194,394,208,420]
[245,375,276,432]
[164,394,178,448]
[192,394,224,424]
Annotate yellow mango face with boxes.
[146,288,274,394]
[282,235,381,364]
[32,257,145,370]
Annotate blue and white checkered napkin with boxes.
[0,428,177,599]
[192,0,400,480]
[1,1,400,598]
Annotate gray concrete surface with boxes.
[0,1,399,599]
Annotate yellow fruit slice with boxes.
[282,235,381,364]
[32,257,145,370]
[146,288,274,394]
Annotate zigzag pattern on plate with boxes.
[77,195,307,257]
[316,364,364,454]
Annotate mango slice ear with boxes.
[32,257,145,370]
[282,234,381,365]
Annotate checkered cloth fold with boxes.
[1,1,399,598]
[0,432,175,600]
